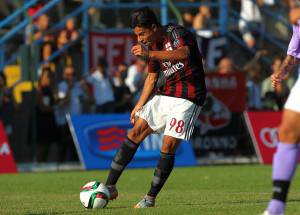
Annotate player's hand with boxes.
[130,105,142,125]
[271,72,286,88]
[131,43,149,59]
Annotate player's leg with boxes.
[134,96,201,208]
[105,117,153,199]
[264,109,300,215]
[134,135,180,208]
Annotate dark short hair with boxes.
[130,7,160,29]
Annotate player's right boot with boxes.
[261,210,284,215]
[134,196,155,208]
[106,185,118,200]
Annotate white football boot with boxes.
[261,210,284,215]
[134,196,155,208]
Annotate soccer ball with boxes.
[79,181,110,209]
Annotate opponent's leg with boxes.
[105,118,153,199]
[265,109,300,215]
[134,135,180,208]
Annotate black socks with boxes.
[106,138,139,185]
[147,152,175,197]
[272,180,291,203]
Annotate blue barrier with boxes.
[67,114,197,170]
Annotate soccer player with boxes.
[262,11,300,215]
[104,7,206,208]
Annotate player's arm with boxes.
[150,46,189,61]
[272,24,300,88]
[131,44,189,61]
[130,72,158,124]
[271,55,299,88]
[289,8,300,24]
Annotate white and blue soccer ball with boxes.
[79,181,110,209]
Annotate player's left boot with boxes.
[261,210,284,215]
[106,185,118,200]
[134,195,155,208]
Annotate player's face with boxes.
[133,25,157,46]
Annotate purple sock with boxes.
[267,142,299,214]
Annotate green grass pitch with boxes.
[1,165,300,215]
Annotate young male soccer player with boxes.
[104,7,206,208]
[262,9,300,215]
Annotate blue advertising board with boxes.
[67,114,197,170]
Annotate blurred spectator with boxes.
[57,18,79,53]
[58,18,79,43]
[85,58,115,113]
[112,63,128,87]
[182,11,194,28]
[261,55,295,110]
[0,73,14,135]
[112,63,132,113]
[57,30,68,49]
[35,68,58,162]
[216,57,237,74]
[89,0,106,29]
[56,31,73,79]
[289,6,300,24]
[193,5,211,30]
[37,42,56,76]
[125,58,147,94]
[55,65,87,162]
[26,14,51,45]
[246,65,263,110]
[239,0,264,49]
[56,18,80,76]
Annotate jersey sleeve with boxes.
[148,59,160,73]
[287,25,300,59]
[169,26,193,49]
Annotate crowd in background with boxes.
[0,0,299,163]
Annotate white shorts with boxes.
[284,77,300,112]
[136,95,201,140]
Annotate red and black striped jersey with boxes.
[148,23,206,106]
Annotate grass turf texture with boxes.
[0,165,300,215]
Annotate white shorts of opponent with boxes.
[284,77,300,113]
[135,95,202,141]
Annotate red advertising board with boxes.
[205,72,246,112]
[244,111,282,164]
[89,32,135,75]
[0,121,17,173]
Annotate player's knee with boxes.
[127,127,143,143]
[161,142,177,154]
[278,125,299,143]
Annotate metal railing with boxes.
[229,9,287,51]
[0,0,62,71]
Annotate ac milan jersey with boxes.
[148,23,206,106]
